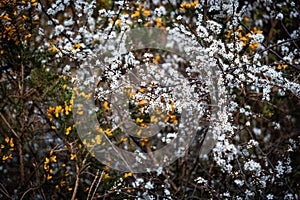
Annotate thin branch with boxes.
[20,186,40,200]
[0,112,20,140]
[0,183,12,200]
[254,37,300,59]
[280,20,300,50]
[87,170,100,200]
[71,162,80,200]
[90,170,105,200]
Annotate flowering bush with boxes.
[0,0,299,199]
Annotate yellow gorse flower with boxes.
[70,153,76,160]
[124,172,132,178]
[132,10,140,18]
[65,126,72,135]
[142,8,151,17]
[277,64,288,70]
[103,101,110,111]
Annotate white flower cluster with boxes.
[42,0,299,198]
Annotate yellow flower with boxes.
[76,109,83,115]
[154,55,160,64]
[96,135,101,144]
[65,107,69,115]
[24,33,32,40]
[136,118,143,123]
[9,138,14,148]
[244,16,250,21]
[104,173,110,179]
[65,170,69,176]
[252,27,263,34]
[5,137,9,143]
[65,126,72,135]
[124,172,132,178]
[50,155,57,162]
[44,163,49,171]
[132,11,140,18]
[85,93,92,99]
[47,174,52,180]
[74,43,81,49]
[79,92,92,99]
[103,101,110,111]
[138,99,148,106]
[136,129,142,136]
[249,41,259,51]
[70,153,76,160]
[4,14,12,21]
[142,9,151,17]
[105,129,113,137]
[155,17,162,26]
[2,154,12,161]
[70,98,73,105]
[277,64,288,70]
[140,138,149,146]
[55,105,62,118]
[116,19,122,25]
[95,125,104,133]
[104,165,110,170]
[150,115,158,123]
[62,84,67,90]
[192,1,199,6]
[31,0,38,6]
[240,36,248,42]
[44,157,49,164]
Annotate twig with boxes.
[0,183,12,199]
[145,145,179,192]
[90,170,105,200]
[20,185,40,200]
[87,169,100,200]
[253,38,300,60]
[71,162,80,200]
[19,63,25,185]
[0,112,20,140]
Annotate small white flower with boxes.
[145,181,154,190]
[276,13,284,20]
[267,194,274,199]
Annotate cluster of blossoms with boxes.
[0,0,299,199]
[43,0,299,198]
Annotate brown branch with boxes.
[145,144,179,192]
[71,162,80,200]
[92,171,104,199]
[0,182,12,200]
[0,112,20,140]
[19,63,25,185]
